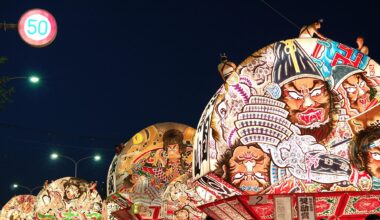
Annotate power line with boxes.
[260,0,300,30]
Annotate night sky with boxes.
[1,0,379,205]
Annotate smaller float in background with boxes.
[35,177,102,219]
[0,195,36,220]
[106,122,215,219]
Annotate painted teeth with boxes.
[299,109,322,124]
[255,172,264,179]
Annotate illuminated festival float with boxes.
[34,177,103,219]
[192,37,380,220]
[106,122,216,219]
[0,195,36,220]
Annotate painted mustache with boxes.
[355,94,370,106]
[297,108,324,125]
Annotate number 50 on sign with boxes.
[18,9,57,47]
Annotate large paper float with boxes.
[0,195,36,220]
[193,37,380,219]
[106,122,215,219]
[35,177,103,219]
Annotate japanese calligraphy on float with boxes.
[35,177,102,219]
[106,122,215,219]
[0,195,36,220]
[193,38,380,219]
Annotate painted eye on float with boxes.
[288,91,303,100]
[310,88,322,97]
[233,172,244,180]
[371,152,380,160]
[345,87,356,93]
[217,102,227,117]
[359,80,366,87]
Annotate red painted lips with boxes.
[297,108,324,125]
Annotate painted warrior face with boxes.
[167,143,181,159]
[131,174,139,184]
[282,77,330,128]
[21,201,33,213]
[229,146,270,194]
[174,209,189,220]
[342,73,370,113]
[65,185,80,200]
[366,145,380,178]
[252,67,266,86]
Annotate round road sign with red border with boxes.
[18,9,57,47]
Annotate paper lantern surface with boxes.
[162,173,216,219]
[193,38,380,197]
[0,195,36,220]
[35,177,102,219]
[114,122,195,206]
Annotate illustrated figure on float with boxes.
[209,38,380,195]
[63,178,87,202]
[0,195,36,220]
[39,182,66,216]
[123,172,148,193]
[273,40,333,144]
[350,125,380,190]
[162,129,190,180]
[36,177,103,219]
[214,142,271,194]
[237,39,353,187]
[331,65,376,117]
[173,206,192,220]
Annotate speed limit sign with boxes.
[18,9,57,47]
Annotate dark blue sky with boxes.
[1,0,379,205]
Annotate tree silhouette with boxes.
[0,77,14,111]
[0,56,7,64]
[0,57,14,111]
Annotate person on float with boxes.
[356,36,369,55]
[299,19,327,40]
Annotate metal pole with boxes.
[75,156,95,178]
[59,155,77,177]
[75,162,78,178]
[7,76,28,80]
[54,155,96,178]
[30,186,43,195]
[0,22,18,31]
[15,185,32,194]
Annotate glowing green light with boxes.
[51,153,59,159]
[29,76,40,83]
[94,155,101,161]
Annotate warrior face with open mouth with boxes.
[228,145,271,194]
[342,73,371,113]
[281,77,330,129]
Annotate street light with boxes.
[50,153,101,177]
[5,75,40,84]
[0,74,40,111]
[12,183,43,195]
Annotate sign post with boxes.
[18,9,57,47]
